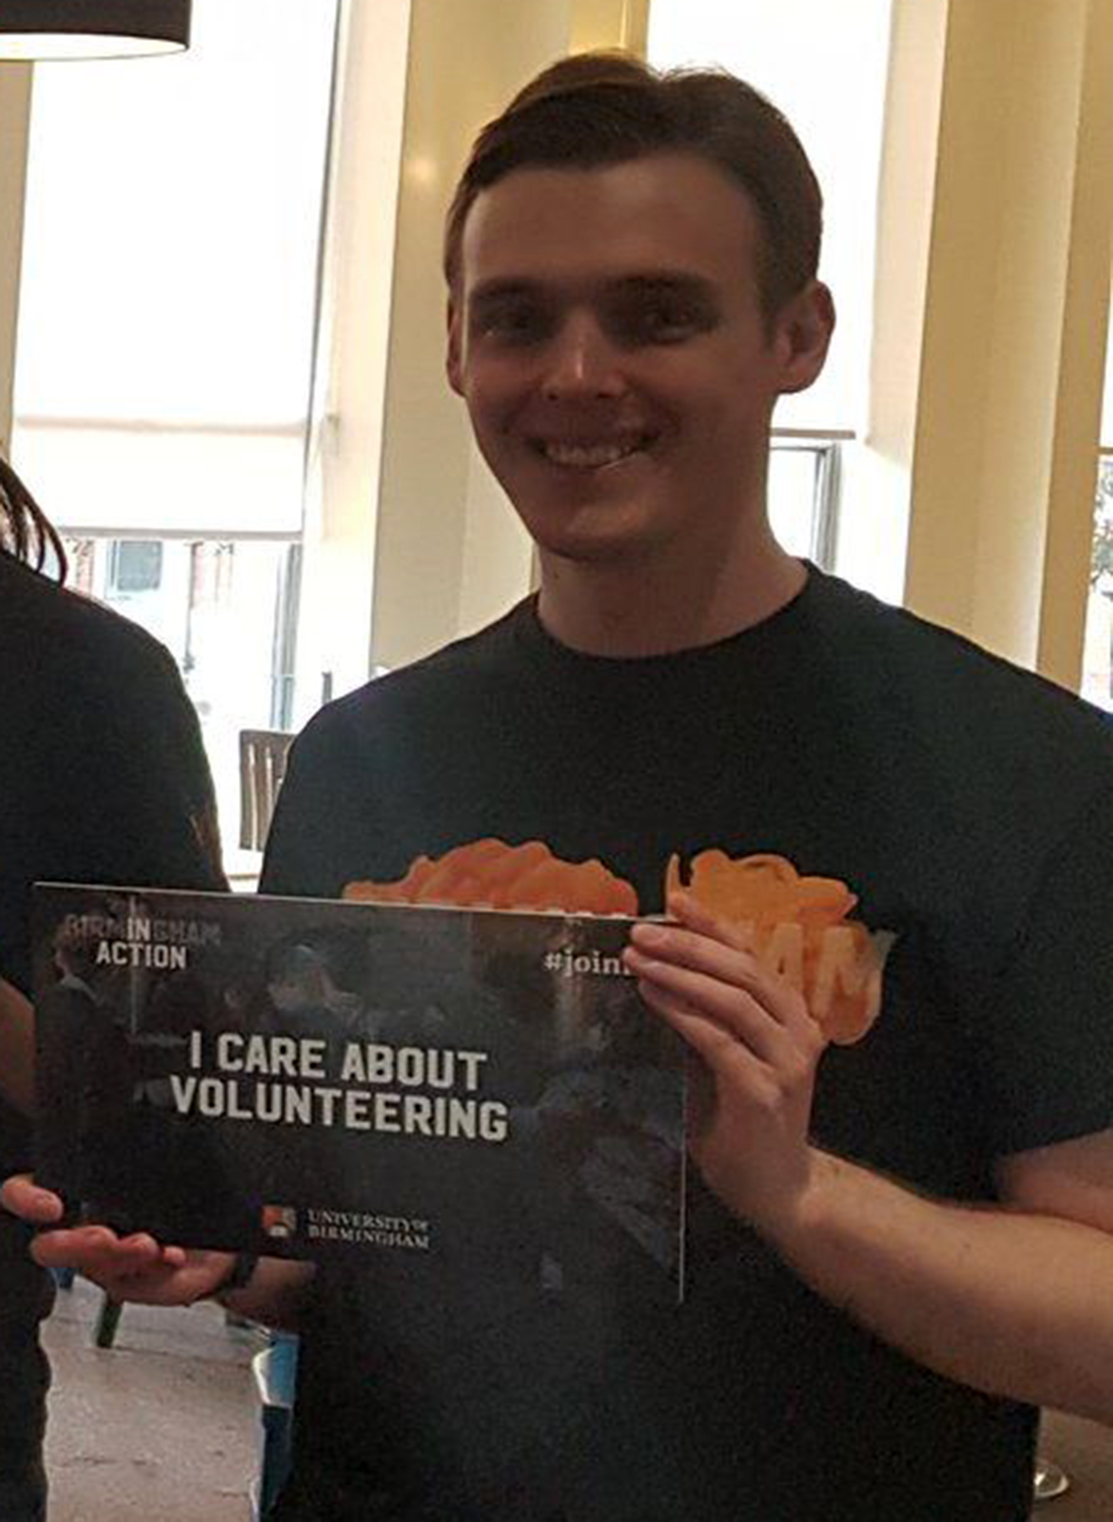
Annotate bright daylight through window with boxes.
[11,0,338,875]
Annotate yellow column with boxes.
[569,0,649,54]
[901,0,1113,685]
[1036,0,1113,685]
[0,64,32,459]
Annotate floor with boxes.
[42,1278,262,1522]
[39,1278,1113,1521]
[1036,1410,1113,1522]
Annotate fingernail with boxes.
[632,923,667,949]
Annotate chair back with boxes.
[239,729,294,851]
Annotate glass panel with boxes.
[108,540,163,595]
[12,0,337,535]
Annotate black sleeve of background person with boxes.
[974,775,1113,1157]
[67,626,226,893]
[260,700,376,900]
[2,614,223,998]
[1,593,225,1177]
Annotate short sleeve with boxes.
[975,779,1113,1156]
[260,704,374,900]
[75,631,226,893]
[131,639,225,884]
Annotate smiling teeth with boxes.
[542,440,642,468]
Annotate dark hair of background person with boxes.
[444,50,823,326]
[0,456,67,580]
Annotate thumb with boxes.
[1,1174,64,1224]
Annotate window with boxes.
[108,540,163,596]
[13,0,339,872]
[768,440,841,568]
[62,535,299,855]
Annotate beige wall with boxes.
[899,0,1113,686]
[0,64,31,459]
[1036,0,1113,683]
[839,0,947,606]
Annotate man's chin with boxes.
[518,501,663,567]
[532,525,652,568]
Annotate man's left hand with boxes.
[624,890,827,1229]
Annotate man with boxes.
[6,52,1113,1522]
[0,459,224,1521]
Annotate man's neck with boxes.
[535,536,808,658]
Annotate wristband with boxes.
[218,1251,259,1298]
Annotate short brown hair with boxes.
[444,51,823,321]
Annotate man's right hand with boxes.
[0,1174,234,1305]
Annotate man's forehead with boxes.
[456,153,762,293]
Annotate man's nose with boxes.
[540,314,623,399]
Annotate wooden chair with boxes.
[51,1267,122,1347]
[239,730,294,852]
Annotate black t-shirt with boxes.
[0,556,223,1293]
[261,567,1113,1522]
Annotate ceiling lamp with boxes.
[0,1,191,60]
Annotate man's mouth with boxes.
[530,433,657,469]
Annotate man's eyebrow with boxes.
[467,273,719,302]
[468,279,544,304]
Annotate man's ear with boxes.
[774,280,835,396]
[446,298,464,396]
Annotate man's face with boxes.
[448,152,831,568]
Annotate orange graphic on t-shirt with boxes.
[343,837,639,917]
[665,851,887,1045]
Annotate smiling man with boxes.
[5,52,1113,1522]
[449,158,821,569]
[444,79,830,653]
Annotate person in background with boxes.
[0,458,224,1521]
[5,53,1113,1521]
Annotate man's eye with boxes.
[611,301,702,345]
[473,305,549,344]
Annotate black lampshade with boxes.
[0,0,191,59]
